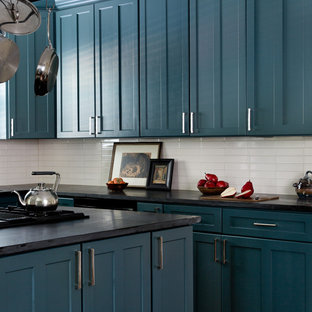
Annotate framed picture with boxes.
[146,159,174,191]
[109,142,162,188]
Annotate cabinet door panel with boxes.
[56,6,95,138]
[140,0,189,137]
[247,0,312,135]
[222,235,312,312]
[152,226,193,312]
[194,233,221,312]
[0,245,81,312]
[8,11,55,139]
[95,0,139,138]
[83,233,150,312]
[190,0,246,136]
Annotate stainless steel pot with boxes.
[34,7,58,96]
[13,171,61,212]
[293,171,312,199]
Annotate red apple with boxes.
[205,173,218,183]
[216,180,229,188]
[241,180,254,193]
[197,179,206,187]
[204,181,216,188]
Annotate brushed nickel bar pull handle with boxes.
[182,112,186,134]
[157,236,164,270]
[89,116,95,135]
[253,222,277,227]
[10,118,14,137]
[222,240,227,265]
[96,116,101,134]
[214,238,219,263]
[75,251,82,290]
[88,248,95,286]
[190,112,194,134]
[247,108,251,132]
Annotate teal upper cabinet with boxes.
[56,0,139,138]
[56,5,95,138]
[190,0,246,136]
[140,0,189,137]
[247,0,312,136]
[7,10,56,139]
[95,0,139,137]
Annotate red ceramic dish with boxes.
[106,183,128,191]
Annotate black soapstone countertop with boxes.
[2,183,312,212]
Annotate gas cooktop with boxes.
[0,206,89,228]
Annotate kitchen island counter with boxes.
[0,207,200,257]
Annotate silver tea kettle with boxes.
[13,171,60,212]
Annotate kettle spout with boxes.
[13,190,26,206]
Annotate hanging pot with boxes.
[34,7,58,96]
[0,31,19,83]
[0,0,41,35]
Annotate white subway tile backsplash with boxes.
[1,136,312,195]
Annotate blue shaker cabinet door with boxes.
[56,5,95,138]
[95,0,139,138]
[8,11,55,139]
[140,0,189,137]
[82,233,151,312]
[152,226,193,312]
[247,0,312,135]
[194,233,222,312]
[0,245,81,312]
[190,0,246,136]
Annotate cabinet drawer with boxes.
[164,205,221,233]
[137,202,163,213]
[223,208,312,242]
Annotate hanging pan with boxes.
[0,0,41,35]
[0,31,20,83]
[34,6,58,96]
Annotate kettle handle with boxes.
[32,171,56,175]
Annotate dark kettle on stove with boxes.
[293,171,312,199]
[13,171,60,212]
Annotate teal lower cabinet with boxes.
[163,204,312,312]
[152,226,194,312]
[58,197,75,207]
[82,233,151,312]
[0,244,81,312]
[222,235,312,312]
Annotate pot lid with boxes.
[0,32,20,82]
[0,0,41,35]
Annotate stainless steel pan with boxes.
[0,31,19,83]
[34,7,58,96]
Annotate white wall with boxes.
[1,136,311,195]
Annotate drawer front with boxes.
[58,197,74,207]
[164,204,221,233]
[223,208,312,242]
[137,202,163,213]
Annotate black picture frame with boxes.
[146,159,174,191]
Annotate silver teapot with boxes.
[14,171,61,212]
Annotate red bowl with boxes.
[106,183,128,191]
[197,186,226,195]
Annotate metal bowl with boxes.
[197,186,226,195]
[106,183,128,191]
